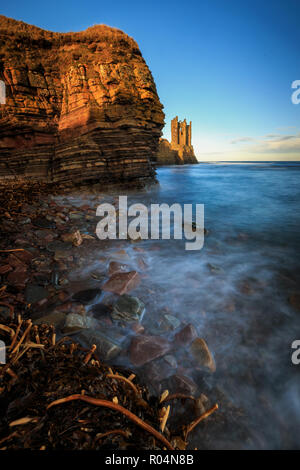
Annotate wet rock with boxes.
[54,250,73,262]
[174,323,197,346]
[190,338,216,372]
[62,313,89,333]
[25,285,49,304]
[78,330,122,361]
[47,241,72,252]
[112,294,144,323]
[112,250,130,260]
[194,394,210,417]
[33,216,56,229]
[163,354,177,369]
[131,322,145,334]
[34,310,66,327]
[169,374,197,395]
[160,314,181,331]
[130,335,170,366]
[102,271,141,295]
[72,288,102,304]
[91,303,111,317]
[289,293,300,311]
[61,230,83,246]
[108,261,130,277]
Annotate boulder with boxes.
[190,338,216,372]
[102,271,141,295]
[130,335,170,366]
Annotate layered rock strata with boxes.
[0,16,164,187]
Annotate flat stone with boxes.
[190,338,216,372]
[169,374,197,395]
[72,288,102,304]
[102,271,141,295]
[112,294,144,323]
[174,323,197,346]
[108,261,130,277]
[130,335,170,366]
[62,313,88,333]
[161,314,181,331]
[25,285,49,304]
[34,311,66,327]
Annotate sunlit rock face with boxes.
[0,15,164,187]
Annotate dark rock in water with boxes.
[91,303,111,317]
[112,294,144,323]
[72,288,102,304]
[174,323,197,346]
[130,335,170,366]
[33,217,56,229]
[190,337,216,372]
[102,271,141,295]
[62,313,89,334]
[78,330,122,361]
[33,310,66,327]
[160,314,181,331]
[169,374,197,395]
[25,285,49,303]
[46,241,72,252]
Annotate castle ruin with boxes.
[155,116,197,165]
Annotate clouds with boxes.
[229,130,300,154]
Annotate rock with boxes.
[130,335,170,366]
[190,338,216,372]
[0,304,11,319]
[156,126,198,166]
[78,330,122,361]
[108,261,130,277]
[194,394,210,417]
[54,250,73,262]
[112,250,130,260]
[131,322,145,334]
[161,314,181,331]
[174,323,197,346]
[62,313,88,333]
[112,294,144,323]
[169,374,198,395]
[72,288,102,304]
[91,303,111,317]
[0,16,164,188]
[102,271,141,295]
[32,217,56,229]
[34,311,66,327]
[47,241,72,252]
[25,285,49,304]
[61,230,83,246]
[289,294,300,311]
[7,250,34,266]
[163,354,177,369]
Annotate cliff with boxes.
[0,16,165,187]
[155,138,198,165]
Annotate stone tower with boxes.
[171,116,192,148]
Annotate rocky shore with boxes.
[0,183,226,449]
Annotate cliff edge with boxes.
[0,16,165,187]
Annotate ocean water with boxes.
[61,162,300,449]
[127,162,300,449]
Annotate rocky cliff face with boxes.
[155,138,198,165]
[0,16,164,187]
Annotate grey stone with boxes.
[63,313,88,333]
[78,329,122,361]
[112,294,144,323]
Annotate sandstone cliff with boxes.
[155,138,198,165]
[0,16,164,187]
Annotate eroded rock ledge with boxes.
[0,16,165,187]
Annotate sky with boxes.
[2,0,300,161]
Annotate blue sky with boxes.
[2,0,300,160]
